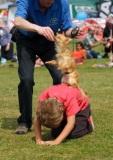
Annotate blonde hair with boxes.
[62,71,79,87]
[55,33,72,56]
[36,98,64,128]
[57,55,76,73]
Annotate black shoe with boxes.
[15,123,29,134]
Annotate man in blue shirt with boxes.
[14,0,78,134]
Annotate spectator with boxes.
[103,16,113,63]
[0,19,17,64]
[72,42,86,64]
[83,29,101,59]
[34,71,94,145]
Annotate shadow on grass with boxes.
[32,128,52,143]
[1,117,17,130]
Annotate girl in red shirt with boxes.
[34,71,94,145]
[72,42,86,64]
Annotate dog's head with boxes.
[55,33,72,56]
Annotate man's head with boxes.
[39,0,54,9]
[37,98,64,128]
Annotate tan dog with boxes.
[46,33,76,74]
[55,33,72,56]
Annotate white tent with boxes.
[0,2,13,10]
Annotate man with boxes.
[83,29,100,59]
[103,15,113,63]
[14,0,78,134]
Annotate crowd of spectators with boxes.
[72,15,113,66]
[0,14,113,67]
[0,18,17,64]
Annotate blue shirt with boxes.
[15,0,72,36]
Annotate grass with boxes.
[0,59,113,160]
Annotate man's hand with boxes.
[35,26,55,41]
[14,17,55,41]
[71,26,79,38]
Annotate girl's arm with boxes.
[34,117,45,145]
[45,115,75,145]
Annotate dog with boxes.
[46,33,76,74]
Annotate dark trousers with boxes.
[16,33,62,128]
[51,105,93,139]
[1,42,14,60]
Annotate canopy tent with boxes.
[0,2,14,10]
[69,0,99,7]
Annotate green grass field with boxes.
[0,59,113,160]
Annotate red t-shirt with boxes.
[72,49,86,59]
[39,84,89,117]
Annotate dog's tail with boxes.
[45,60,57,65]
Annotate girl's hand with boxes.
[36,139,46,145]
[45,140,60,146]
